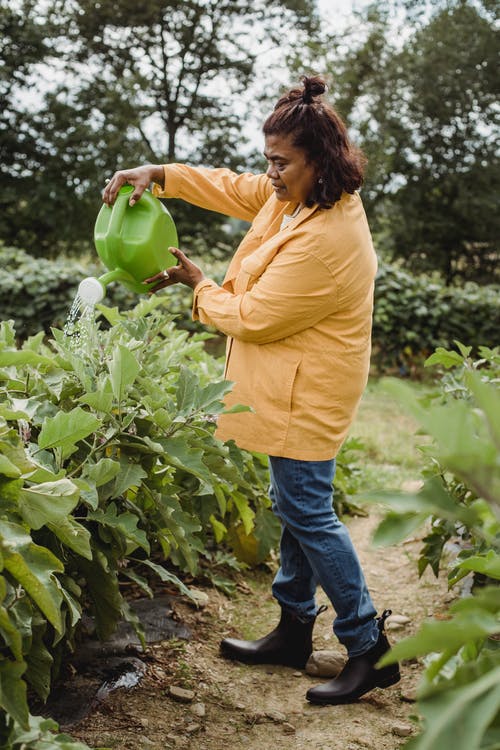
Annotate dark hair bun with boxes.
[301,75,326,104]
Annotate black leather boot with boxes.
[306,609,400,705]
[220,605,327,669]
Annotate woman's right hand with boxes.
[102,164,164,206]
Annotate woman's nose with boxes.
[266,162,278,179]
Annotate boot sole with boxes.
[219,644,308,670]
[306,670,401,705]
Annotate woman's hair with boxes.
[262,75,366,208]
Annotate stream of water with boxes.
[63,293,97,354]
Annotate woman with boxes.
[103,75,400,705]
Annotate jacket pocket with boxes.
[227,343,301,416]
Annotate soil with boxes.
[68,511,451,750]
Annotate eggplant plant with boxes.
[361,343,500,750]
[0,295,278,743]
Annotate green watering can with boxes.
[78,185,178,304]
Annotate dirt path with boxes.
[72,511,450,750]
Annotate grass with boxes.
[348,376,432,493]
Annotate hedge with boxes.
[372,263,500,371]
[1,245,498,369]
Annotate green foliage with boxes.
[316,0,499,284]
[372,264,500,371]
[0,245,138,339]
[1,0,318,258]
[361,344,500,749]
[0,713,97,749]
[4,243,499,376]
[0,296,276,739]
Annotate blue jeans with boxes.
[269,456,379,657]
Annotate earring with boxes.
[318,177,324,184]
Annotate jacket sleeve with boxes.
[152,164,273,222]
[192,238,339,344]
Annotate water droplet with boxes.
[63,293,97,355]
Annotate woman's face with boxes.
[264,132,318,206]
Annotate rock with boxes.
[246,709,286,725]
[387,614,411,631]
[392,721,413,737]
[282,722,296,735]
[265,709,287,723]
[387,613,411,631]
[190,702,206,718]
[188,589,209,608]
[292,671,303,678]
[400,686,417,702]
[185,723,201,734]
[306,650,345,677]
[168,685,195,702]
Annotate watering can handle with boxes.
[108,191,129,249]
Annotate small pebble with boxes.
[190,702,206,718]
[283,722,296,734]
[266,709,286,723]
[169,685,195,702]
[392,721,413,737]
[189,588,210,608]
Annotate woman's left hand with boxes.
[145,247,206,292]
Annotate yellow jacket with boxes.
[154,164,377,460]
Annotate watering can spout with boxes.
[78,277,106,305]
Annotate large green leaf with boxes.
[138,558,194,600]
[0,454,22,478]
[8,713,94,748]
[77,378,114,413]
[405,667,500,750]
[157,435,214,491]
[38,407,101,452]
[0,659,29,728]
[0,350,54,368]
[108,344,141,401]
[232,491,256,535]
[372,511,428,547]
[48,516,92,559]
[254,505,281,561]
[78,553,123,641]
[24,626,53,701]
[18,478,80,530]
[466,370,500,449]
[380,611,500,666]
[112,460,147,496]
[457,550,500,580]
[88,502,149,553]
[0,601,23,662]
[175,365,198,415]
[362,476,480,529]
[195,379,235,413]
[82,457,121,488]
[0,521,64,632]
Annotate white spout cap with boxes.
[78,277,105,305]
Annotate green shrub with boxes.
[373,264,500,372]
[0,244,139,340]
[2,246,499,375]
[0,296,279,744]
[361,344,500,749]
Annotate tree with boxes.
[386,1,499,283]
[0,0,319,257]
[317,0,499,283]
